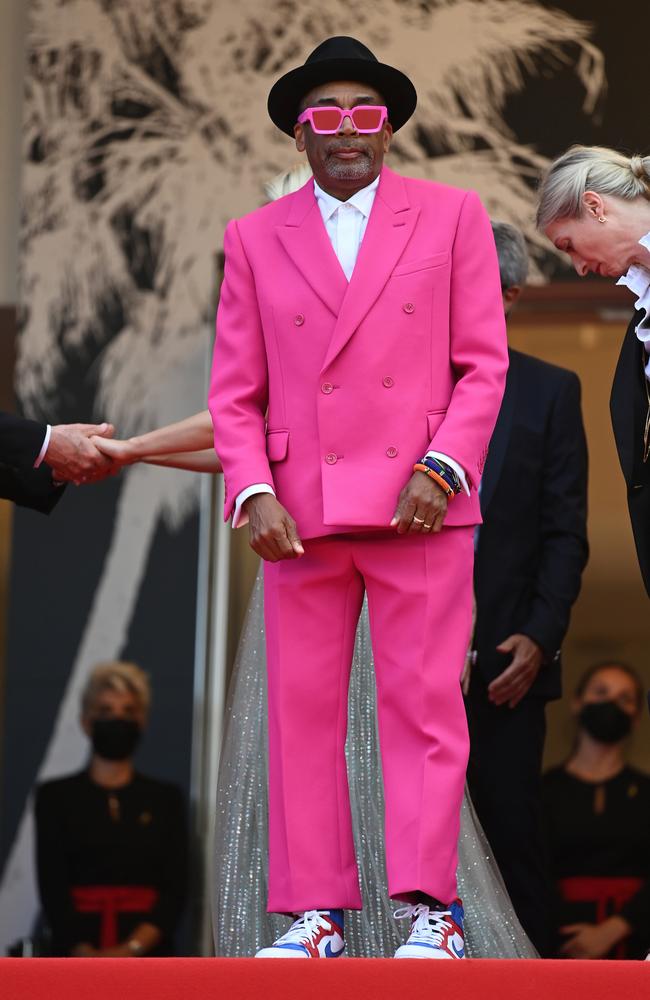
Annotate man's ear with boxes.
[294,123,306,153]
[383,122,393,153]
[502,284,522,314]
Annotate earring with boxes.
[598,216,606,223]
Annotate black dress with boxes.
[35,770,187,955]
[542,765,650,959]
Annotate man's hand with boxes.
[244,494,304,562]
[487,634,544,708]
[559,916,630,959]
[390,471,447,535]
[44,422,115,483]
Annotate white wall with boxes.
[0,0,27,305]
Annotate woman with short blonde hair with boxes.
[80,660,150,720]
[35,659,186,957]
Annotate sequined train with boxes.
[213,571,537,958]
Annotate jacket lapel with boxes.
[321,167,419,372]
[610,311,647,485]
[480,350,517,517]
[276,179,348,317]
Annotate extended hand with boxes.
[244,494,304,562]
[91,435,138,466]
[45,422,115,483]
[488,634,543,708]
[559,917,630,959]
[390,471,447,534]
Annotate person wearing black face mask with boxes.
[542,661,650,959]
[34,661,188,957]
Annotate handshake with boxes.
[45,422,140,485]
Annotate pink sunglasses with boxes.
[297,105,388,135]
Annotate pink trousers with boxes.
[263,528,474,913]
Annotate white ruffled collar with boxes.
[616,232,650,302]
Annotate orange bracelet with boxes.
[413,463,455,499]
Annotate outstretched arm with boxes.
[143,449,222,473]
[91,411,221,471]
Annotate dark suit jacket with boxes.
[0,410,64,513]
[473,349,589,701]
[0,410,48,468]
[610,312,650,597]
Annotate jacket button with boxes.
[321,382,334,394]
[403,302,415,314]
[325,453,338,465]
[382,376,394,388]
[294,313,305,326]
[386,446,398,458]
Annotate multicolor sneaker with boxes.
[393,900,465,959]
[255,909,345,958]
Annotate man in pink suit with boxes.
[209,36,508,959]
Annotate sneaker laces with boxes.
[394,903,452,946]
[275,910,334,947]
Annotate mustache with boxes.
[325,140,373,157]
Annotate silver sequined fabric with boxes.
[213,570,537,958]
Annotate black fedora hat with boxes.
[268,36,417,137]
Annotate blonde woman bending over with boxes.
[537,145,650,596]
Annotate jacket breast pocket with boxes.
[392,252,450,277]
[266,429,289,462]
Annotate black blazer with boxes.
[0,410,48,468]
[610,312,650,597]
[473,349,589,701]
[0,410,63,513]
[0,464,64,514]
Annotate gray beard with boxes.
[324,151,375,183]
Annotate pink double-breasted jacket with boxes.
[210,165,508,539]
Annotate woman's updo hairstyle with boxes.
[536,145,650,230]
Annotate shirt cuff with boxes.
[425,451,470,496]
[34,425,51,468]
[233,483,275,528]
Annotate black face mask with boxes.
[91,718,142,761]
[579,701,633,745]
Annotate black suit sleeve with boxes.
[0,410,48,469]
[519,372,589,656]
[0,464,65,513]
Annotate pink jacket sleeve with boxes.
[427,190,509,488]
[209,219,272,521]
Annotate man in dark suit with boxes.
[0,411,114,513]
[465,222,589,955]
[610,313,650,596]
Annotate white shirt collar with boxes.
[313,175,380,221]
[616,232,650,299]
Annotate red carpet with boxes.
[0,958,645,1000]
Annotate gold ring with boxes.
[412,515,425,523]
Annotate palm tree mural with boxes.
[0,0,605,949]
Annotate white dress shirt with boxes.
[33,425,51,467]
[233,177,468,527]
[616,232,650,380]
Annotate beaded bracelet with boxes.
[420,455,461,494]
[413,463,455,499]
